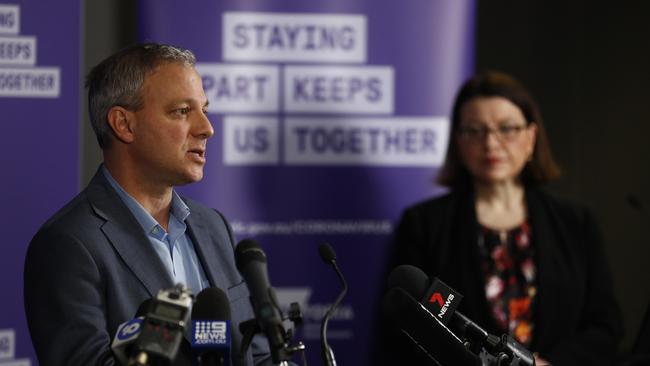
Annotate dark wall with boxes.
[83,0,649,351]
[476,1,650,350]
[81,0,136,184]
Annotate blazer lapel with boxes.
[184,206,231,292]
[526,188,559,350]
[453,187,499,331]
[86,170,175,297]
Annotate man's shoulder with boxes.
[37,188,98,235]
[181,195,213,213]
[180,195,235,243]
[36,168,114,234]
[27,186,107,267]
[180,195,226,222]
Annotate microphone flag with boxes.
[422,278,463,326]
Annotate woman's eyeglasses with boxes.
[457,124,528,141]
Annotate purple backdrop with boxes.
[0,1,81,364]
[139,1,475,365]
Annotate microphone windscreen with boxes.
[192,287,231,321]
[318,243,337,263]
[190,288,232,366]
[382,287,481,366]
[387,265,430,300]
[235,239,267,271]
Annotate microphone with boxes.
[111,284,193,365]
[111,299,154,365]
[382,287,483,366]
[318,243,348,366]
[389,265,535,366]
[388,265,484,345]
[234,239,290,365]
[191,287,232,366]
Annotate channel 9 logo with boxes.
[193,321,228,345]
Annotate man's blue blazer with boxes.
[24,168,271,366]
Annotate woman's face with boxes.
[456,96,537,186]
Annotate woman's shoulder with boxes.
[404,191,457,214]
[527,186,594,224]
[399,189,474,228]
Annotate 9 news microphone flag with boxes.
[138,1,475,365]
[191,288,232,366]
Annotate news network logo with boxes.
[193,321,228,345]
[116,318,142,341]
[429,292,455,319]
[422,278,463,325]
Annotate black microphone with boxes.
[389,265,535,366]
[191,287,232,366]
[388,265,487,345]
[234,239,290,365]
[318,243,348,366]
[111,299,154,365]
[382,287,483,366]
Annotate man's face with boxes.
[130,62,213,187]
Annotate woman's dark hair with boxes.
[437,70,561,187]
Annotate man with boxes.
[24,43,272,365]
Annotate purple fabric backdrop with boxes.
[139,1,475,365]
[0,1,81,364]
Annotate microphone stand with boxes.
[238,304,306,366]
[319,244,348,366]
[476,334,535,366]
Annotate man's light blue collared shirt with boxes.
[102,166,208,295]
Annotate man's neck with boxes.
[104,160,173,231]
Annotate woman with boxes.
[392,71,622,365]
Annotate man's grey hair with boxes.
[85,43,197,149]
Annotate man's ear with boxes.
[107,106,135,144]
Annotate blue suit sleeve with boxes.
[24,226,115,366]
